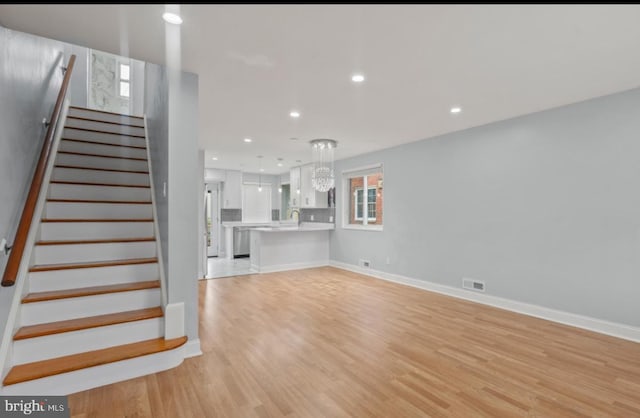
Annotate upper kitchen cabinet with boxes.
[223,170,242,208]
[289,166,301,207]
[300,164,328,208]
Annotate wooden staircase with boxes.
[1,106,186,395]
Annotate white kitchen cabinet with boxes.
[289,167,301,207]
[223,170,242,208]
[300,164,328,208]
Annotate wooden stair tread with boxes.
[22,280,160,303]
[47,199,152,204]
[69,106,144,120]
[58,150,147,161]
[41,218,153,223]
[13,307,163,340]
[66,116,145,129]
[55,164,149,174]
[3,336,186,386]
[29,257,158,272]
[36,237,155,246]
[62,138,146,150]
[51,180,150,188]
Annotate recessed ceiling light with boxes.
[260,168,265,172]
[290,111,300,118]
[296,160,302,163]
[450,107,462,114]
[351,74,365,83]
[162,12,183,25]
[211,157,218,161]
[277,163,283,167]
[290,137,299,141]
[244,138,252,143]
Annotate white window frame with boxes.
[342,164,383,231]
[118,62,131,98]
[354,187,377,222]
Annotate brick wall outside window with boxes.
[348,173,383,225]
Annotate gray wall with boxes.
[331,87,640,327]
[144,61,200,341]
[168,71,200,340]
[144,62,169,284]
[0,25,66,328]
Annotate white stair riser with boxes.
[13,318,164,364]
[34,241,156,265]
[45,202,152,220]
[20,288,161,325]
[39,221,154,241]
[63,127,146,148]
[29,262,159,293]
[59,140,147,160]
[56,152,148,172]
[52,167,150,186]
[0,345,184,396]
[67,108,145,127]
[65,118,146,137]
[49,183,152,202]
[63,127,146,147]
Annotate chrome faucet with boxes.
[290,209,301,226]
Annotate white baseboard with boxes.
[257,260,329,274]
[184,338,202,358]
[329,260,640,343]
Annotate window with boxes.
[343,165,383,230]
[119,63,130,98]
[355,187,377,221]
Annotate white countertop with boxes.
[221,221,295,227]
[252,223,335,232]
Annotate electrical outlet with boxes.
[310,214,315,221]
[163,181,167,198]
[329,215,334,222]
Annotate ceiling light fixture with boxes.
[351,74,365,83]
[211,157,218,161]
[290,111,300,118]
[310,138,338,192]
[450,107,462,114]
[244,138,252,143]
[277,163,283,167]
[162,12,183,25]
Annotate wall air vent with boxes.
[462,278,485,292]
[359,259,371,269]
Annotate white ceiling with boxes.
[2,4,640,174]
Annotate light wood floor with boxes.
[69,267,640,417]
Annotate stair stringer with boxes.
[0,100,71,383]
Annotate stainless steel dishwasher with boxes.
[233,227,250,258]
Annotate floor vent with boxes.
[462,278,485,292]
[359,259,371,269]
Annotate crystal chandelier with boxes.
[310,139,337,192]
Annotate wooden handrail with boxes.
[2,55,76,287]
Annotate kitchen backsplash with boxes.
[272,209,280,221]
[220,208,242,222]
[300,208,335,223]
